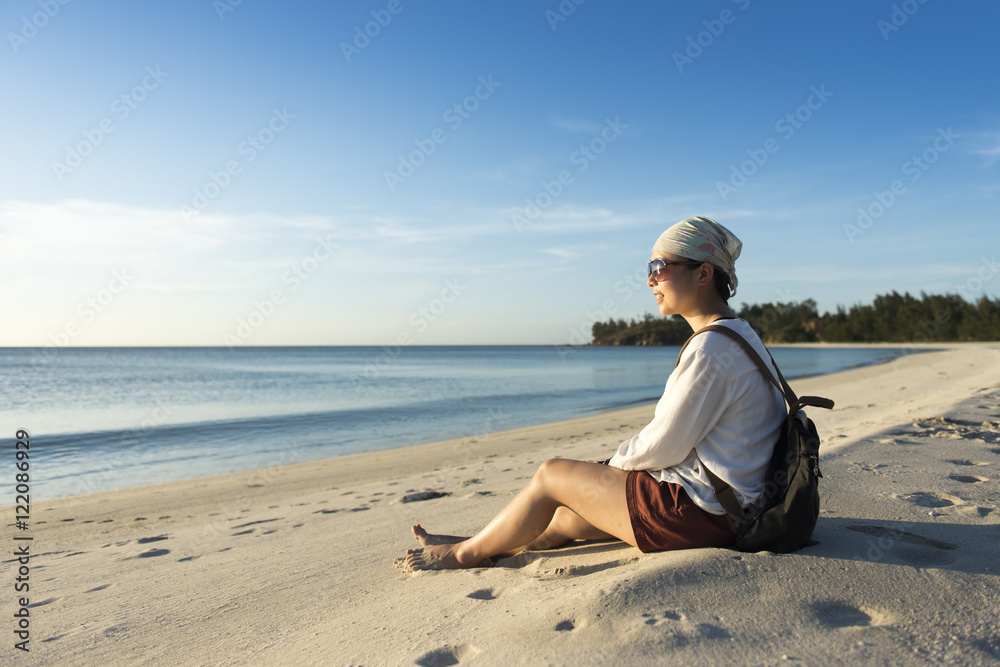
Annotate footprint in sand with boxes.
[957,506,993,518]
[946,459,990,467]
[695,623,731,639]
[231,519,281,529]
[846,524,960,566]
[389,490,451,505]
[136,535,169,544]
[554,619,575,631]
[810,600,883,629]
[897,491,964,508]
[638,611,729,639]
[847,524,959,551]
[132,548,170,559]
[415,644,479,666]
[642,610,682,627]
[27,597,59,608]
[948,474,990,484]
[466,588,496,600]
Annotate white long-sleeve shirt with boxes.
[608,318,786,515]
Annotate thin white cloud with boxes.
[0,199,346,290]
[132,281,245,292]
[468,156,547,182]
[543,247,583,260]
[542,242,613,261]
[508,203,634,233]
[967,132,1000,167]
[549,115,602,133]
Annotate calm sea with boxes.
[3,345,917,500]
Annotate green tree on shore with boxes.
[589,291,1000,345]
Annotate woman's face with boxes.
[647,252,703,316]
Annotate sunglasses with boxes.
[647,258,703,283]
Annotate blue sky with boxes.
[1,0,998,346]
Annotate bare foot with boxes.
[399,544,481,572]
[411,524,468,547]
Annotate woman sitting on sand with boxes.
[399,216,786,571]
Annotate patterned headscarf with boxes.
[652,216,742,295]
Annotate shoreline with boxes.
[5,342,1000,664]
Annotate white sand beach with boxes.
[3,343,999,665]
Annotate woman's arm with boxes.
[608,343,732,471]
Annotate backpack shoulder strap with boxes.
[677,324,834,413]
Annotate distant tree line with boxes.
[590,292,1000,345]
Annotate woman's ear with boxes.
[697,262,715,287]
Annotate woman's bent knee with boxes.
[533,458,579,485]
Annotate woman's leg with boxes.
[401,459,635,571]
[412,506,612,553]
[513,506,616,552]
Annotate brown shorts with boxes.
[626,471,737,553]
